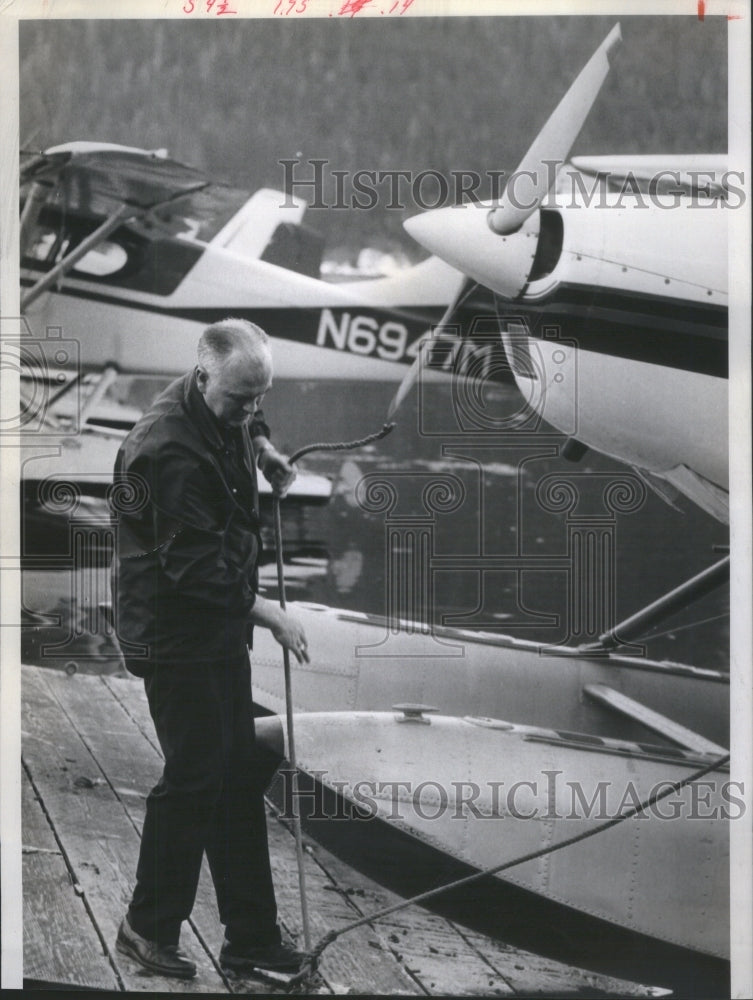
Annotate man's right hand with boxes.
[249,595,310,663]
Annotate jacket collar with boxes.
[182,368,230,452]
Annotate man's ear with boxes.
[196,365,208,394]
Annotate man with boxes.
[110,319,309,979]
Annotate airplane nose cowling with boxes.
[404,204,540,300]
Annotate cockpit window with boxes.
[133,184,250,243]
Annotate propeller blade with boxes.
[386,347,424,421]
[387,279,478,419]
[489,23,621,235]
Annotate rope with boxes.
[284,748,730,991]
[270,421,395,953]
[288,422,395,465]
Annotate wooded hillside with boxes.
[20,14,728,255]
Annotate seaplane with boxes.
[18,24,734,992]
[19,140,495,381]
[244,24,733,993]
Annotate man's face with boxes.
[198,351,273,427]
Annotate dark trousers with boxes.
[126,653,281,947]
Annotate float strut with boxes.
[581,554,729,652]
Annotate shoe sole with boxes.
[220,954,302,976]
[116,935,197,980]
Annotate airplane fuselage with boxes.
[500,189,727,519]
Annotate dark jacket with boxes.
[111,370,268,672]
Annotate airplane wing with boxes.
[23,141,209,211]
[567,154,730,199]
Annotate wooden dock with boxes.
[22,663,664,996]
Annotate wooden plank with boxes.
[55,669,277,995]
[286,826,514,997]
[22,767,122,991]
[456,927,663,998]
[265,815,422,994]
[21,665,229,994]
[583,684,727,755]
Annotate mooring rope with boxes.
[287,422,395,465]
[284,748,730,992]
[271,422,395,952]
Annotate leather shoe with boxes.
[220,937,307,974]
[116,915,197,979]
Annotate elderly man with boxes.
[111,319,308,979]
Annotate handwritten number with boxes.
[338,0,373,15]
[182,0,195,11]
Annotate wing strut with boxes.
[21,203,135,311]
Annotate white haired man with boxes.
[111,319,308,979]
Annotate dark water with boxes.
[21,377,729,675]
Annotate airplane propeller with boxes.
[387,277,479,420]
[389,24,622,418]
[403,23,621,299]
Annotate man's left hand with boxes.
[258,443,297,497]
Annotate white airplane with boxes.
[19,141,495,381]
[397,23,732,525]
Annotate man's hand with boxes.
[256,438,297,498]
[249,595,310,663]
